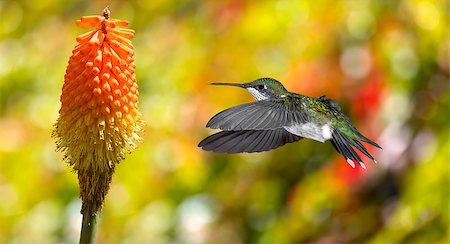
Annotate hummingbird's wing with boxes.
[198,129,302,153]
[206,99,308,131]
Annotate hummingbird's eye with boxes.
[257,85,265,90]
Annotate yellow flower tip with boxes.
[54,9,144,214]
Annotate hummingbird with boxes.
[198,78,382,169]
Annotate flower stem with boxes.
[79,200,98,244]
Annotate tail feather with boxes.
[354,130,382,149]
[351,139,374,160]
[332,130,364,168]
[330,139,356,168]
[331,129,380,168]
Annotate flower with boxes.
[54,8,144,215]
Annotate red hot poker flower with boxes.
[54,8,144,219]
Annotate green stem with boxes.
[79,201,98,244]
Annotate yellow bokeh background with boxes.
[0,0,448,243]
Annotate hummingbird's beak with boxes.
[210,82,245,88]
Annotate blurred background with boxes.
[0,0,448,243]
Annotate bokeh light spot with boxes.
[414,1,440,30]
[340,46,372,80]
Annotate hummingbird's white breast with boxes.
[284,123,333,143]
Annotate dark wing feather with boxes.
[206,99,308,131]
[198,129,303,153]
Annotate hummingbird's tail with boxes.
[330,129,381,169]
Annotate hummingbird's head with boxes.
[211,78,288,101]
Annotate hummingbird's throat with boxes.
[246,88,270,101]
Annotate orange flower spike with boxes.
[53,6,144,230]
[75,30,97,43]
[107,31,133,48]
[110,19,129,26]
[109,28,135,39]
